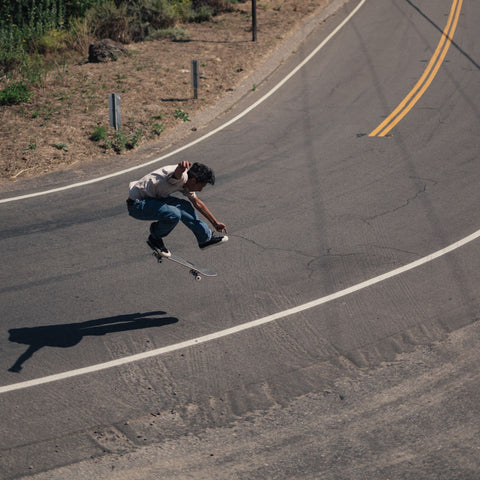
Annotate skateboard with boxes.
[148,242,217,281]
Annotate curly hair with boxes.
[188,162,216,185]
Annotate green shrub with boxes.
[0,0,234,83]
[105,128,143,153]
[64,17,93,55]
[127,128,143,149]
[86,0,181,43]
[90,125,108,142]
[86,1,132,43]
[36,29,69,54]
[147,27,190,42]
[0,82,33,105]
[0,0,102,28]
[191,0,233,15]
[186,5,214,23]
[125,0,178,42]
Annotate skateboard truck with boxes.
[189,269,202,281]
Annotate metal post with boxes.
[109,93,121,131]
[191,59,199,99]
[252,0,257,41]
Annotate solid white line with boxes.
[1,228,479,394]
[0,0,367,205]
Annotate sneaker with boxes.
[147,234,171,257]
[199,234,229,250]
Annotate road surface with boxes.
[1,0,479,478]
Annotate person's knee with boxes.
[161,206,182,223]
[177,198,194,213]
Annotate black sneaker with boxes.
[147,234,171,257]
[199,234,229,250]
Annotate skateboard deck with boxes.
[148,242,216,280]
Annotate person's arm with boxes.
[172,161,192,180]
[190,196,227,233]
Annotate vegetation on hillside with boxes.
[0,0,234,105]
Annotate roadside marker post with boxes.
[252,0,257,41]
[191,59,200,99]
[109,93,121,130]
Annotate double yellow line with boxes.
[369,0,463,137]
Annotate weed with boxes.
[53,56,70,85]
[174,108,190,122]
[151,122,165,136]
[54,142,69,152]
[24,141,37,152]
[40,105,54,122]
[127,129,143,149]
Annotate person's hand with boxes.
[214,222,227,234]
[174,161,192,178]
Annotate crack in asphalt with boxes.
[363,182,428,226]
[230,235,420,282]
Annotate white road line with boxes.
[0,0,367,205]
[1,228,479,394]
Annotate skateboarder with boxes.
[127,161,228,257]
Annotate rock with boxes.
[88,39,129,63]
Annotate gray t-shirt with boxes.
[128,165,196,200]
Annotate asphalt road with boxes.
[1,0,480,478]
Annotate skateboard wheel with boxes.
[190,269,202,281]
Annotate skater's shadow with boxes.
[8,311,178,373]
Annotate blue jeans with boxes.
[127,197,211,245]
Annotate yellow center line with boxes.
[369,0,463,137]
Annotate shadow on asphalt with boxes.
[7,311,178,373]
